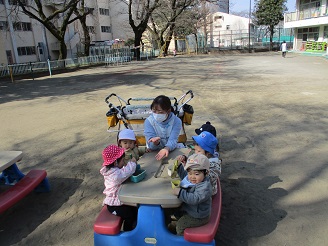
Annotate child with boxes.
[177,131,221,196]
[195,121,220,152]
[172,153,212,235]
[118,128,148,165]
[100,145,137,231]
[195,121,217,137]
[281,40,287,58]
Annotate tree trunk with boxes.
[194,33,198,54]
[59,39,68,60]
[134,32,143,60]
[79,15,90,56]
[269,25,274,51]
[163,26,175,55]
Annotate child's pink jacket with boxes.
[100,161,136,206]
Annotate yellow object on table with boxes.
[171,179,181,189]
[170,160,180,178]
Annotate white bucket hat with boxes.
[118,129,136,141]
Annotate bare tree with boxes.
[74,1,93,57]
[128,0,160,60]
[147,0,195,56]
[16,0,90,59]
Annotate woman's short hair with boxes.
[151,95,171,111]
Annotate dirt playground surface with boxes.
[0,52,328,245]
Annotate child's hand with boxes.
[177,155,187,165]
[172,187,181,196]
[145,148,151,153]
[148,137,161,146]
[130,157,137,163]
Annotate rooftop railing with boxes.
[285,7,328,23]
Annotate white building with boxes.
[284,0,328,51]
[0,0,133,65]
[204,12,253,48]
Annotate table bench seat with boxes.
[184,180,222,243]
[0,169,49,214]
[94,206,123,235]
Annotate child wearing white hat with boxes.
[118,129,149,165]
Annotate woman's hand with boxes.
[148,137,161,146]
[155,147,169,160]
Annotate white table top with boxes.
[0,151,23,172]
[118,148,190,208]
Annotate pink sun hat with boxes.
[102,145,125,166]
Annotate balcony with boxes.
[284,7,328,28]
[43,0,65,6]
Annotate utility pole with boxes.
[43,25,51,60]
[248,0,252,53]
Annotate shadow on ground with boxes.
[0,177,83,245]
[216,161,288,246]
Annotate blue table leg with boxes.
[0,163,25,185]
[94,204,214,246]
[0,164,50,192]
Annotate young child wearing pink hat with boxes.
[117,129,149,165]
[100,144,137,231]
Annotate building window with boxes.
[87,26,95,34]
[84,7,94,15]
[226,25,230,30]
[9,0,28,5]
[22,22,32,31]
[324,26,328,39]
[13,22,32,31]
[101,26,111,33]
[99,8,109,16]
[214,16,224,21]
[299,0,321,19]
[17,46,36,56]
[297,27,319,41]
[0,21,8,30]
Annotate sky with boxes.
[230,0,296,13]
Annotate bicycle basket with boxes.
[181,104,194,125]
[106,109,119,127]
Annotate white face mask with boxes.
[153,113,167,122]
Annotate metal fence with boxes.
[0,52,136,80]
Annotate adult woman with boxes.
[144,95,182,160]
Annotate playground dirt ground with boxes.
[0,52,328,246]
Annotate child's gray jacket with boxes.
[177,165,212,219]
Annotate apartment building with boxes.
[284,0,328,51]
[0,0,132,65]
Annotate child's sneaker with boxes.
[167,221,177,234]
